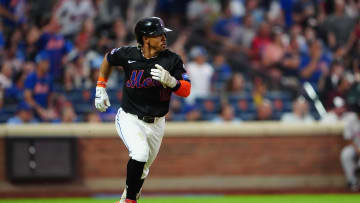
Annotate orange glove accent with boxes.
[97,77,108,88]
[174,80,191,97]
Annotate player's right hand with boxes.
[95,86,111,112]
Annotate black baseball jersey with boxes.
[107,46,189,117]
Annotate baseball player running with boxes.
[94,17,191,203]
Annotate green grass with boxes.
[0,194,360,203]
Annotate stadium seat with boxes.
[0,112,12,123]
[194,96,221,114]
[73,103,94,114]
[2,104,17,114]
[228,94,255,114]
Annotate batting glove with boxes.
[95,86,111,112]
[151,64,177,88]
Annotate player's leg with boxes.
[340,145,359,190]
[133,117,166,199]
[115,108,150,201]
[141,117,166,180]
[129,117,165,201]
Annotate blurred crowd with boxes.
[0,0,360,124]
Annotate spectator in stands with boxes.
[93,0,122,32]
[186,46,214,103]
[54,0,96,40]
[261,27,287,87]
[84,111,101,123]
[4,70,27,104]
[211,52,232,92]
[28,0,55,27]
[255,99,274,121]
[234,14,256,54]
[261,27,286,69]
[183,104,202,121]
[299,39,332,89]
[212,103,241,123]
[198,97,219,120]
[284,36,301,70]
[244,0,265,26]
[7,102,38,125]
[344,0,360,18]
[60,103,77,123]
[166,96,185,121]
[186,0,218,26]
[0,60,12,89]
[126,0,156,31]
[224,72,246,94]
[0,21,4,52]
[321,96,356,123]
[292,0,318,27]
[18,25,41,62]
[0,89,3,110]
[319,60,346,108]
[0,0,27,30]
[340,105,360,191]
[74,18,96,53]
[210,1,242,52]
[64,54,92,90]
[288,24,307,53]
[347,18,360,81]
[267,0,285,27]
[4,29,23,72]
[281,96,314,123]
[37,16,72,83]
[320,0,356,52]
[169,96,184,115]
[323,73,354,111]
[252,76,268,107]
[24,51,56,121]
[169,29,190,64]
[108,18,128,48]
[250,21,272,68]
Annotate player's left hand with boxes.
[151,64,177,88]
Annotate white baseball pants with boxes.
[341,145,360,184]
[115,108,165,179]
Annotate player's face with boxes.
[145,34,167,52]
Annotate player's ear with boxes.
[143,36,149,44]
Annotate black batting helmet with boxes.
[134,17,172,46]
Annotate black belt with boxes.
[137,115,156,123]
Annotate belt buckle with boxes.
[141,116,155,123]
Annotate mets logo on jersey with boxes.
[110,48,120,55]
[126,70,162,88]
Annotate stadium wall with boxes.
[0,122,346,197]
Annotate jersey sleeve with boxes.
[171,56,190,82]
[106,47,127,67]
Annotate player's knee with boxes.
[131,149,149,162]
[341,145,355,162]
